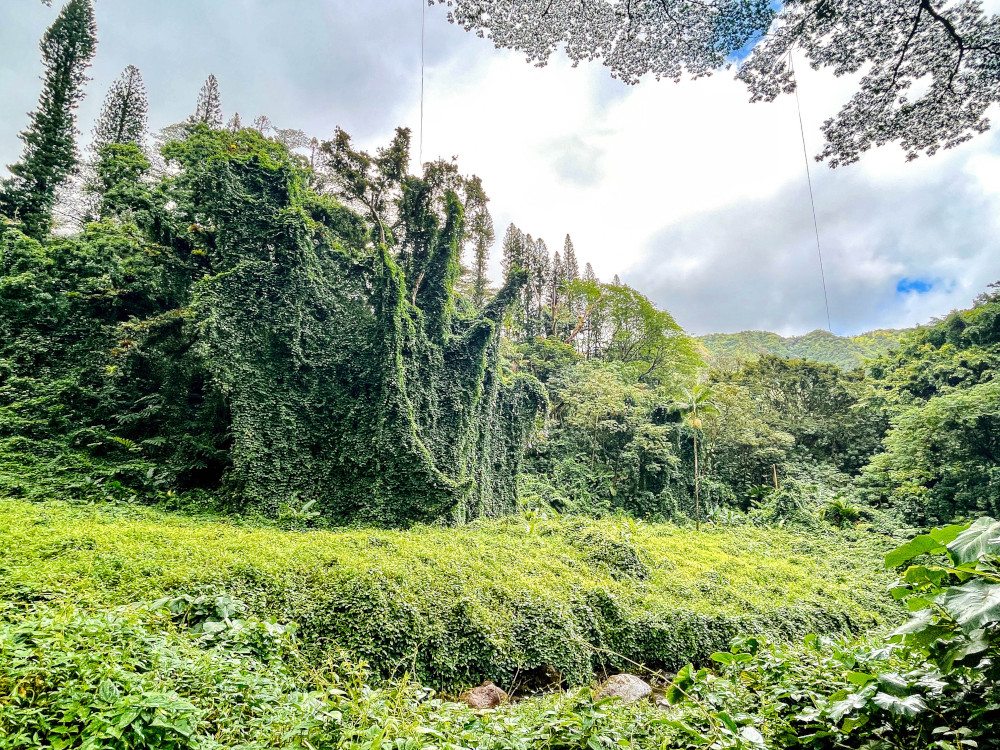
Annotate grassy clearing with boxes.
[0,499,896,692]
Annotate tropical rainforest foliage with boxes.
[3,2,1000,749]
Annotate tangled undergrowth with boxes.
[0,498,896,693]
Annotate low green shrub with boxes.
[661,519,1000,749]
[0,596,697,750]
[0,499,896,692]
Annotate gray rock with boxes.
[459,681,509,709]
[594,673,652,703]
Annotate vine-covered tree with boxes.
[0,0,97,238]
[435,0,1000,166]
[321,126,409,245]
[192,74,223,128]
[92,65,148,150]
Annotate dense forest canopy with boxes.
[4,3,1000,749]
[1,0,998,531]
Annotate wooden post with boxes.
[772,464,779,491]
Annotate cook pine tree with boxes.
[92,65,148,150]
[192,74,223,128]
[0,0,98,238]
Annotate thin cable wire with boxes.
[420,0,426,166]
[789,52,833,333]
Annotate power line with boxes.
[789,51,833,333]
[420,0,426,166]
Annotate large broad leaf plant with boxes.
[662,519,1000,749]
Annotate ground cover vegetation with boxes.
[3,1,1000,748]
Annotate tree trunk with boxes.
[564,292,604,345]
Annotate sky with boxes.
[2,0,999,336]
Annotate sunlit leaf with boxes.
[939,580,1000,631]
[947,519,1000,565]
[872,692,927,716]
[885,536,945,568]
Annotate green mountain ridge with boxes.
[698,327,909,370]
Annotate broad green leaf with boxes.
[886,536,944,568]
[892,609,934,637]
[872,692,927,716]
[739,726,765,745]
[97,679,119,703]
[903,565,947,586]
[877,672,909,697]
[939,580,1000,631]
[905,624,956,649]
[846,672,875,687]
[713,711,738,733]
[841,714,869,733]
[675,663,694,686]
[930,524,969,546]
[890,585,911,600]
[828,693,866,722]
[710,652,734,665]
[947,518,1000,565]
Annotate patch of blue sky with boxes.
[896,278,937,295]
[721,0,782,65]
[726,33,765,64]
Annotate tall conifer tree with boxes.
[464,176,494,308]
[92,65,148,150]
[583,262,599,358]
[0,0,97,238]
[523,234,538,336]
[563,235,579,283]
[501,223,524,280]
[563,234,580,324]
[533,237,550,333]
[550,250,563,336]
[193,75,223,128]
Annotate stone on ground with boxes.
[594,673,652,702]
[459,682,509,709]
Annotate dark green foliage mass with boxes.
[0,0,97,239]
[1,123,542,525]
[861,290,1000,523]
[718,356,885,476]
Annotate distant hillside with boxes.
[698,328,908,371]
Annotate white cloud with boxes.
[401,39,1000,334]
